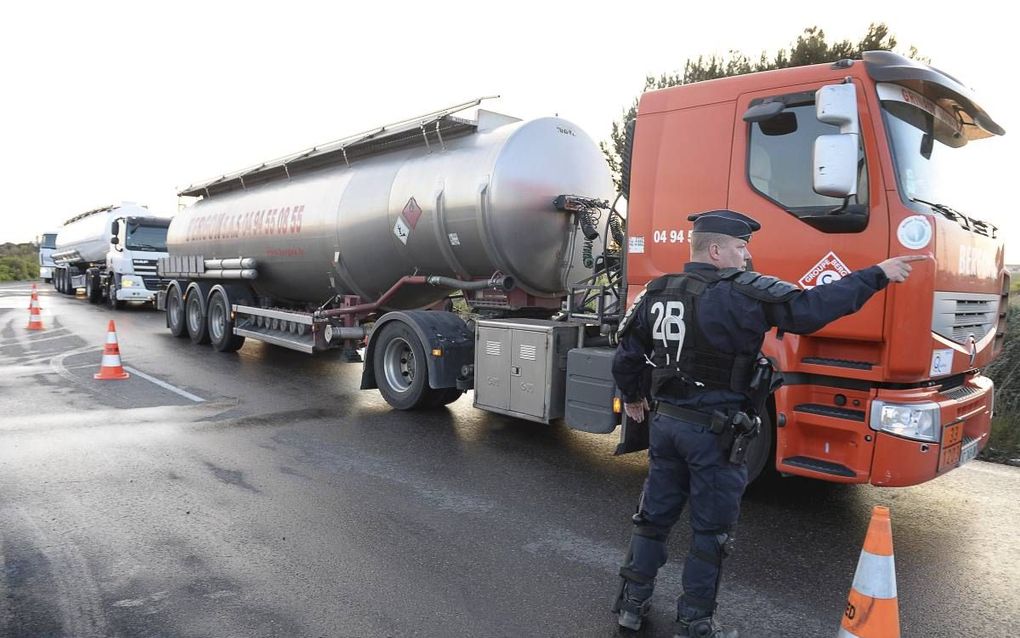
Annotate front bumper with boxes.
[870,375,992,486]
[775,374,993,487]
[116,287,158,302]
[116,275,166,302]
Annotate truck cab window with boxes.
[126,223,169,252]
[747,100,869,233]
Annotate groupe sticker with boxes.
[897,215,932,250]
[799,251,851,289]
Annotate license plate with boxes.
[959,438,980,465]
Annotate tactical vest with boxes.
[618,268,801,402]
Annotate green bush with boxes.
[983,304,1019,463]
[0,245,40,281]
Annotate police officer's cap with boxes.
[687,209,761,240]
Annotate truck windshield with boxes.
[126,224,168,252]
[40,234,57,249]
[880,91,975,216]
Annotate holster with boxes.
[713,410,760,463]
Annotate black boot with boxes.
[675,616,738,638]
[617,594,651,631]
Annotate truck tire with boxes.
[373,321,432,410]
[745,410,776,485]
[107,280,123,310]
[185,289,211,345]
[166,286,188,338]
[86,271,102,304]
[425,387,464,408]
[208,290,245,353]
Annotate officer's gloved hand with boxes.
[624,398,650,423]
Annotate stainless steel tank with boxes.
[168,110,614,309]
[55,203,150,264]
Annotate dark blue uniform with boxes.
[612,261,889,628]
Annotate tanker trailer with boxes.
[52,203,172,308]
[160,98,626,421]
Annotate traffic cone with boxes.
[838,506,899,638]
[94,320,130,380]
[27,283,41,308]
[26,286,44,330]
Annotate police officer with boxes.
[611,209,924,637]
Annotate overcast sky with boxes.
[2,1,1014,260]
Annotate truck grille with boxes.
[931,292,1000,345]
[142,277,165,291]
[133,259,159,275]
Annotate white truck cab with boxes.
[52,203,172,308]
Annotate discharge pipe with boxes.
[317,272,513,318]
[426,274,515,291]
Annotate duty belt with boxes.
[654,402,715,427]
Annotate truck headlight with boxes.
[121,276,139,288]
[869,400,940,442]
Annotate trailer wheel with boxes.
[185,289,210,345]
[373,322,432,410]
[86,271,102,304]
[166,286,188,338]
[208,290,245,353]
[64,270,77,296]
[107,279,123,310]
[58,269,73,295]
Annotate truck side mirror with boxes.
[111,220,120,236]
[111,236,120,245]
[813,83,860,198]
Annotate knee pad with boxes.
[631,513,670,542]
[690,530,735,566]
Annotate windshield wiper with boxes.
[128,243,163,250]
[910,198,998,238]
[909,197,962,219]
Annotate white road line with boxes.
[1,329,73,344]
[122,366,204,403]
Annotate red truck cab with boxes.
[625,51,1008,486]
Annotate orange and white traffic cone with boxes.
[839,506,899,638]
[26,286,44,330]
[27,283,40,308]
[94,320,130,380]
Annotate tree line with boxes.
[0,243,41,282]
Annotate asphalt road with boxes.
[1,281,1017,638]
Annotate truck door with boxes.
[727,83,889,343]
